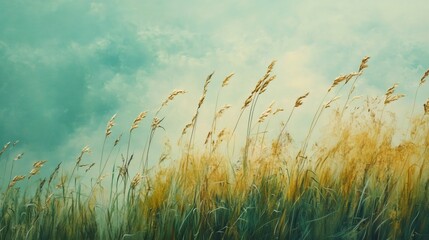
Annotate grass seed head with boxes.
[182,123,193,136]
[242,94,253,109]
[259,75,276,94]
[151,117,163,130]
[131,111,148,132]
[9,175,26,188]
[216,104,231,119]
[162,89,187,107]
[204,131,212,145]
[295,92,310,108]
[33,160,47,168]
[131,172,143,189]
[324,96,341,109]
[384,83,404,105]
[328,72,359,92]
[258,101,274,123]
[273,108,284,115]
[105,114,117,137]
[420,69,429,86]
[359,56,370,72]
[114,134,122,147]
[222,73,234,87]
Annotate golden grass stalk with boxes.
[328,72,359,92]
[130,172,142,189]
[33,160,47,168]
[216,104,231,119]
[273,108,284,115]
[295,92,310,108]
[68,146,91,192]
[258,101,274,123]
[241,61,277,174]
[156,89,187,115]
[8,175,25,188]
[182,72,214,153]
[275,93,309,152]
[384,83,405,105]
[222,73,234,87]
[130,111,148,132]
[324,96,341,109]
[101,113,117,174]
[410,68,429,120]
[358,56,370,73]
[105,114,117,137]
[162,89,187,107]
[420,69,429,86]
[28,160,47,179]
[77,146,91,165]
[0,141,11,158]
[48,162,61,185]
[340,56,370,116]
[204,131,212,145]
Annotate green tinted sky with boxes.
[1,1,428,174]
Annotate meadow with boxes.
[1,57,429,239]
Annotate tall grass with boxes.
[1,58,429,239]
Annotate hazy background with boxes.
[1,1,428,181]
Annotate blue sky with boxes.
[1,1,428,179]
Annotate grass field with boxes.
[1,57,429,239]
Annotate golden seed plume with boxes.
[151,117,163,130]
[130,172,142,189]
[161,89,187,107]
[9,175,26,188]
[420,69,429,86]
[105,114,117,137]
[258,101,274,123]
[181,123,193,136]
[198,72,214,109]
[358,56,370,72]
[76,146,91,165]
[328,72,359,92]
[259,75,276,94]
[216,104,231,119]
[222,73,234,87]
[33,160,47,168]
[0,141,11,157]
[242,94,253,109]
[324,96,341,109]
[273,108,284,115]
[384,83,405,105]
[204,131,212,145]
[295,92,310,108]
[130,111,148,132]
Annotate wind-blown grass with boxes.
[1,58,429,239]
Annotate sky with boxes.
[1,0,429,181]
